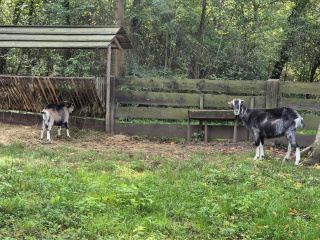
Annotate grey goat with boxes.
[228,99,305,165]
[40,101,75,141]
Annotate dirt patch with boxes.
[0,122,289,160]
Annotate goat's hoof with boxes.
[283,158,289,162]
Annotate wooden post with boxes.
[114,0,125,77]
[110,76,116,134]
[105,44,112,133]
[266,79,279,109]
[199,93,204,138]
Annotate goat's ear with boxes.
[241,99,245,104]
[228,100,233,105]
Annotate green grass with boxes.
[1,141,320,239]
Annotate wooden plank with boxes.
[117,78,267,94]
[301,114,320,131]
[105,44,112,133]
[116,107,188,120]
[115,90,266,108]
[279,81,320,95]
[278,98,320,111]
[188,110,235,120]
[0,34,115,42]
[0,41,112,49]
[0,26,120,35]
[115,122,249,140]
[266,79,279,108]
[275,134,315,148]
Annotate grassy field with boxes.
[1,129,320,239]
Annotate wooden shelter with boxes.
[0,25,133,133]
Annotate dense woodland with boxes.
[0,0,319,82]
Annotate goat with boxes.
[228,99,305,165]
[40,101,75,141]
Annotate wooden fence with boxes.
[114,78,320,130]
[0,76,319,146]
[110,78,320,146]
[0,75,105,117]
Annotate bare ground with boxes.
[0,122,290,161]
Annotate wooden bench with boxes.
[187,110,238,143]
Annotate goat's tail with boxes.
[41,110,50,123]
[295,117,306,129]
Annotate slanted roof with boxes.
[0,25,132,49]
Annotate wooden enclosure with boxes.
[0,75,105,117]
[0,77,319,146]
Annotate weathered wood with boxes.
[115,122,249,140]
[275,134,315,148]
[0,26,133,49]
[110,77,116,134]
[117,78,267,94]
[116,107,188,120]
[105,44,112,133]
[278,98,320,111]
[0,34,115,42]
[301,115,320,131]
[188,110,235,120]
[279,81,320,95]
[0,41,112,49]
[266,79,279,108]
[116,90,266,108]
[0,26,121,35]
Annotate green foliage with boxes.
[1,0,320,81]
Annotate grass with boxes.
[1,140,320,239]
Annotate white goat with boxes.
[40,101,75,141]
[228,99,305,165]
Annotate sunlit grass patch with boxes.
[1,140,320,239]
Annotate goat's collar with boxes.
[240,107,247,119]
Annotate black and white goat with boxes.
[40,101,75,141]
[228,99,305,165]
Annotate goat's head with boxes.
[228,99,244,116]
[67,101,75,113]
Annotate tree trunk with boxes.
[270,1,309,79]
[303,123,320,165]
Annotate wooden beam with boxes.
[0,34,115,42]
[266,79,279,108]
[113,37,123,51]
[0,26,120,35]
[0,41,112,49]
[105,44,112,133]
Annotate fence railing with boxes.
[114,78,320,131]
[0,76,319,146]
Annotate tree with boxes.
[270,0,310,79]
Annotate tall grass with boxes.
[1,140,320,239]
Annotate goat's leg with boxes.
[286,130,300,166]
[284,142,291,161]
[259,137,265,159]
[259,142,264,160]
[65,122,70,137]
[295,147,300,166]
[40,121,45,140]
[47,121,54,141]
[58,126,61,136]
[253,133,261,160]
